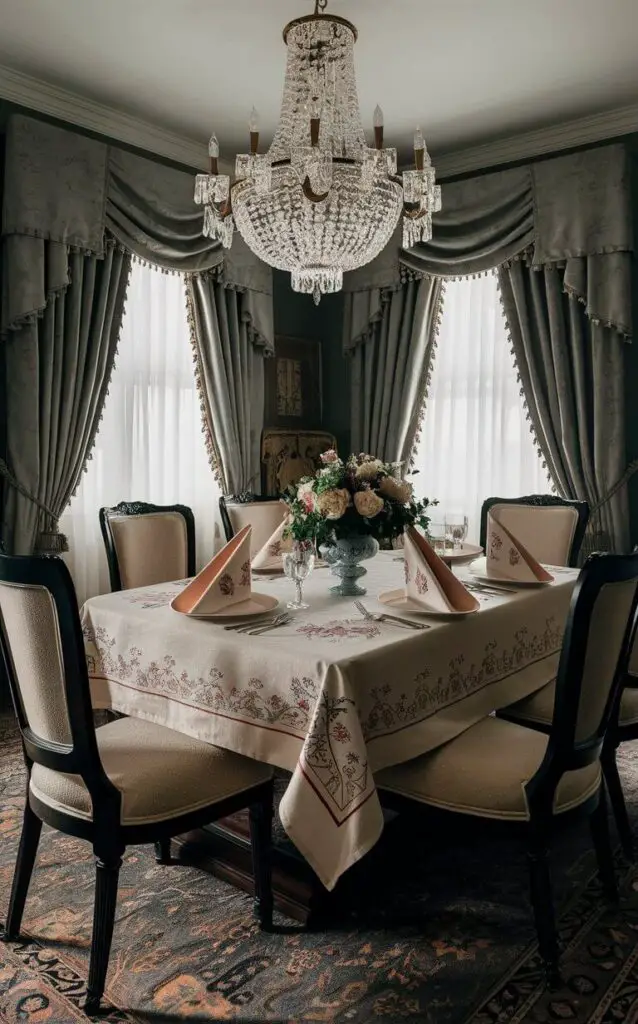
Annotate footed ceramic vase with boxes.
[327,534,379,597]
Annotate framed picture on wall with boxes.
[265,336,322,429]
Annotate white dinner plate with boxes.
[468,557,552,588]
[175,592,279,620]
[378,588,478,617]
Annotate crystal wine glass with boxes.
[427,521,447,555]
[282,542,315,610]
[445,513,469,550]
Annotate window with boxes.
[413,272,551,543]
[61,264,219,603]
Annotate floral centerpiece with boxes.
[283,450,435,596]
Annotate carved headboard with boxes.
[261,429,337,495]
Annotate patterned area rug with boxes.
[1,713,638,1023]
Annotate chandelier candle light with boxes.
[194,0,441,303]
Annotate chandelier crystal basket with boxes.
[194,0,441,303]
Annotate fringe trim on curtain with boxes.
[69,246,133,501]
[495,272,556,492]
[407,280,446,472]
[183,276,225,489]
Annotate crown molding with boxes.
[434,101,638,179]
[1,61,637,182]
[0,63,210,171]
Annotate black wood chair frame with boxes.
[219,493,282,544]
[99,500,196,592]
[479,494,590,567]
[380,552,638,983]
[0,553,273,1015]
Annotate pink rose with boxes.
[320,449,339,464]
[300,490,316,514]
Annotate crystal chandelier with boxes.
[194,0,440,303]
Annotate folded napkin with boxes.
[171,525,262,616]
[252,516,292,571]
[486,510,554,583]
[403,527,479,613]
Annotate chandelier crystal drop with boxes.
[194,0,441,303]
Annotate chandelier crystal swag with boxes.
[194,0,441,303]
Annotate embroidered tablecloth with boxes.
[82,554,577,890]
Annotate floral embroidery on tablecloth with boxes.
[121,582,187,609]
[83,623,317,732]
[296,619,381,643]
[303,693,370,815]
[362,617,563,738]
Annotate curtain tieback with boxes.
[0,459,68,553]
[588,460,638,518]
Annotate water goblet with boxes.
[427,521,447,556]
[282,542,315,610]
[445,513,469,550]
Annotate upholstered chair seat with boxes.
[502,679,638,731]
[29,717,273,826]
[377,717,601,820]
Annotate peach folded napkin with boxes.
[252,516,293,571]
[486,510,553,583]
[171,525,271,616]
[402,527,479,613]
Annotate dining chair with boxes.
[0,553,274,1015]
[99,500,196,591]
[498,618,638,864]
[479,495,589,567]
[376,551,638,983]
[219,493,287,557]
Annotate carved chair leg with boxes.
[154,839,171,865]
[602,746,634,862]
[589,783,618,901]
[83,854,122,1016]
[249,785,274,931]
[1,799,42,941]
[527,823,561,987]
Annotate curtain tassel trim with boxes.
[407,280,446,472]
[183,276,225,489]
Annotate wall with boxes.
[272,270,349,454]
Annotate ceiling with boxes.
[1,0,638,163]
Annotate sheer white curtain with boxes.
[61,263,220,604]
[413,272,551,543]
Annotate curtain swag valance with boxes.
[1,113,273,338]
[343,142,632,348]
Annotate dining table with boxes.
[81,552,578,891]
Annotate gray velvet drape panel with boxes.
[345,277,444,464]
[498,260,629,552]
[186,275,269,495]
[1,242,131,554]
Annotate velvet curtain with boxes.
[498,260,630,552]
[344,276,444,464]
[1,240,131,554]
[186,275,272,494]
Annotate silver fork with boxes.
[354,600,430,631]
[224,613,282,633]
[248,612,292,635]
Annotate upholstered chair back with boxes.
[0,579,72,746]
[0,554,106,791]
[99,503,195,592]
[221,498,287,557]
[551,553,638,755]
[481,497,589,567]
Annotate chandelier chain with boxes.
[314,0,328,13]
